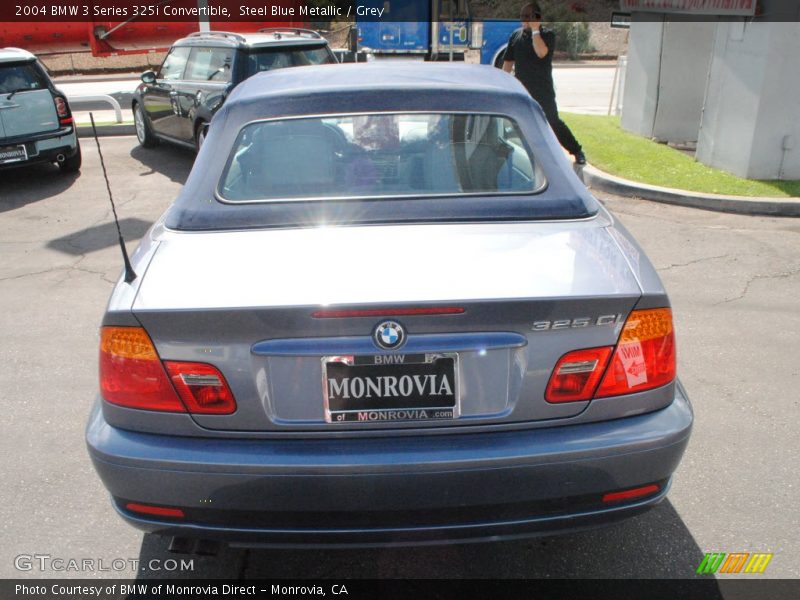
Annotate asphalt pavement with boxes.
[0,137,797,581]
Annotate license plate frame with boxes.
[0,144,27,164]
[322,353,459,423]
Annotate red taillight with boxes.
[595,308,676,398]
[100,327,185,412]
[54,95,72,125]
[312,307,465,318]
[99,327,236,414]
[164,361,237,415]
[545,346,613,403]
[126,502,185,518]
[602,484,660,503]
[544,308,676,403]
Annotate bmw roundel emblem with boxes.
[373,320,406,350]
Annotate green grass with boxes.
[561,113,800,198]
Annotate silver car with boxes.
[87,63,692,549]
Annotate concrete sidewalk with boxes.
[581,164,800,217]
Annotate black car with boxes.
[132,29,337,151]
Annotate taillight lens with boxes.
[545,347,613,403]
[100,327,185,412]
[164,361,236,415]
[595,308,676,398]
[99,327,236,414]
[54,95,72,125]
[544,308,676,403]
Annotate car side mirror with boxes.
[141,71,156,84]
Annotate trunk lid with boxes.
[0,89,58,138]
[132,219,642,431]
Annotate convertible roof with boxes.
[228,62,531,106]
[167,63,600,231]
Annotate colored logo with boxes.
[696,552,773,574]
[373,321,405,350]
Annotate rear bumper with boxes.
[86,382,693,547]
[0,127,78,169]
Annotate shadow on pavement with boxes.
[46,217,153,255]
[0,163,80,213]
[130,143,195,185]
[134,500,720,585]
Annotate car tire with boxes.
[59,143,82,174]
[195,121,208,153]
[133,103,159,148]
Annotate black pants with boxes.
[536,95,582,156]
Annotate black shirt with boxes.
[505,26,556,103]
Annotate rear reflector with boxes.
[595,308,676,398]
[545,347,613,403]
[126,502,185,518]
[99,327,236,414]
[602,484,660,503]
[164,361,237,415]
[312,307,465,318]
[100,327,185,412]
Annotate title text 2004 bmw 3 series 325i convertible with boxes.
[86,63,692,548]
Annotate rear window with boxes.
[0,62,48,94]
[218,113,545,202]
[246,46,334,75]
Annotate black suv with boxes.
[132,29,337,151]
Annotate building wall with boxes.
[620,15,663,138]
[697,21,800,179]
[651,17,716,143]
[621,14,716,144]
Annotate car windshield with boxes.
[245,46,333,75]
[218,113,544,202]
[0,62,48,94]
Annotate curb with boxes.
[76,124,136,138]
[580,164,800,217]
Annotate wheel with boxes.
[195,121,208,153]
[133,103,159,148]
[59,143,82,174]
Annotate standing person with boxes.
[502,2,586,165]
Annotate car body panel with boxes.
[0,89,58,137]
[134,220,640,310]
[124,219,644,432]
[85,382,691,546]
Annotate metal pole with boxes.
[197,0,210,33]
[608,57,621,115]
[448,0,454,61]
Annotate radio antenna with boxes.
[90,113,136,284]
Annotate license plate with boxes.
[0,144,27,164]
[323,353,458,423]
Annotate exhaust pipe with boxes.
[56,154,65,163]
